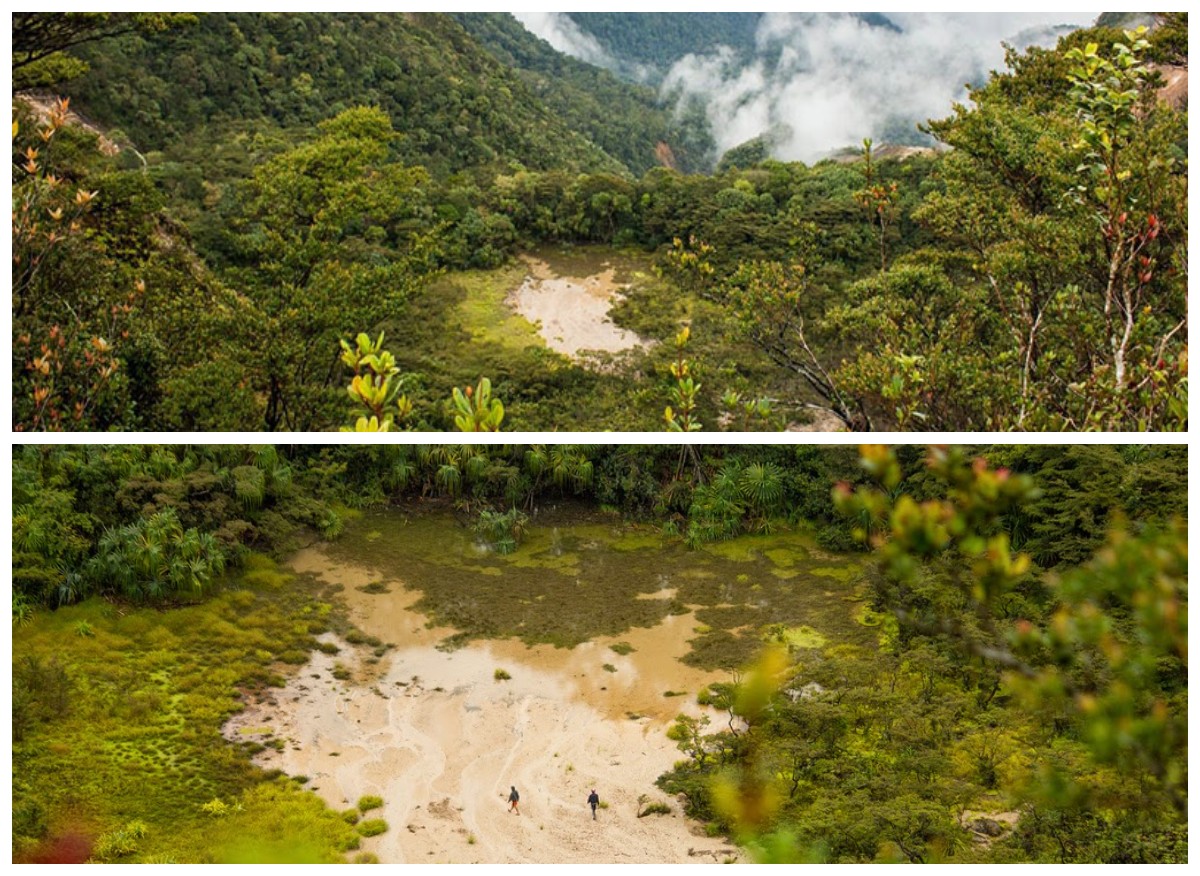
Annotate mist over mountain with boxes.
[13,11,1185,437]
[517,11,1099,162]
[562,12,763,77]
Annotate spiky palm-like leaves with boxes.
[474,507,529,555]
[86,509,226,603]
[684,459,787,547]
[739,463,785,516]
[524,444,595,503]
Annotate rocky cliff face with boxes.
[1157,64,1188,108]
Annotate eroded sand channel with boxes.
[224,548,742,864]
[506,255,651,360]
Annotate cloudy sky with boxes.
[515,12,1100,161]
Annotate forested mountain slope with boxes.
[62,12,626,177]
[451,12,714,174]
[11,13,1189,433]
[566,12,764,74]
[560,11,899,78]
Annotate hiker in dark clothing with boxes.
[587,789,600,820]
[508,785,520,814]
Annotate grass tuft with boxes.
[356,819,388,838]
[357,796,384,813]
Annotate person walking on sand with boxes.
[587,789,600,820]
[508,785,520,815]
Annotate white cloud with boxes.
[662,12,1099,162]
[512,11,616,68]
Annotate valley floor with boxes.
[223,546,743,864]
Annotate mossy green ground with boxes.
[11,556,361,863]
[387,246,671,430]
[14,510,869,862]
[448,262,546,354]
[386,244,794,430]
[326,507,869,667]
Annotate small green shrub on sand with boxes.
[357,819,388,837]
[357,795,384,813]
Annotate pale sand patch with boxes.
[224,548,743,863]
[786,407,847,432]
[960,809,1022,847]
[506,256,651,360]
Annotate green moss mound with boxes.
[12,560,359,863]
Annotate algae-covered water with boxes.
[323,504,871,670]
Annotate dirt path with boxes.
[223,549,742,864]
[506,256,650,360]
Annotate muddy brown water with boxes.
[225,507,866,863]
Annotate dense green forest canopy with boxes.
[450,12,715,174]
[12,443,1188,862]
[62,13,626,176]
[12,443,1187,615]
[11,13,1188,431]
[564,12,764,74]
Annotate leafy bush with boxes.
[12,798,49,845]
[11,654,71,742]
[473,507,528,555]
[12,592,34,626]
[319,510,345,540]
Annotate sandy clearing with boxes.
[222,548,743,864]
[506,256,651,360]
[786,408,846,432]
